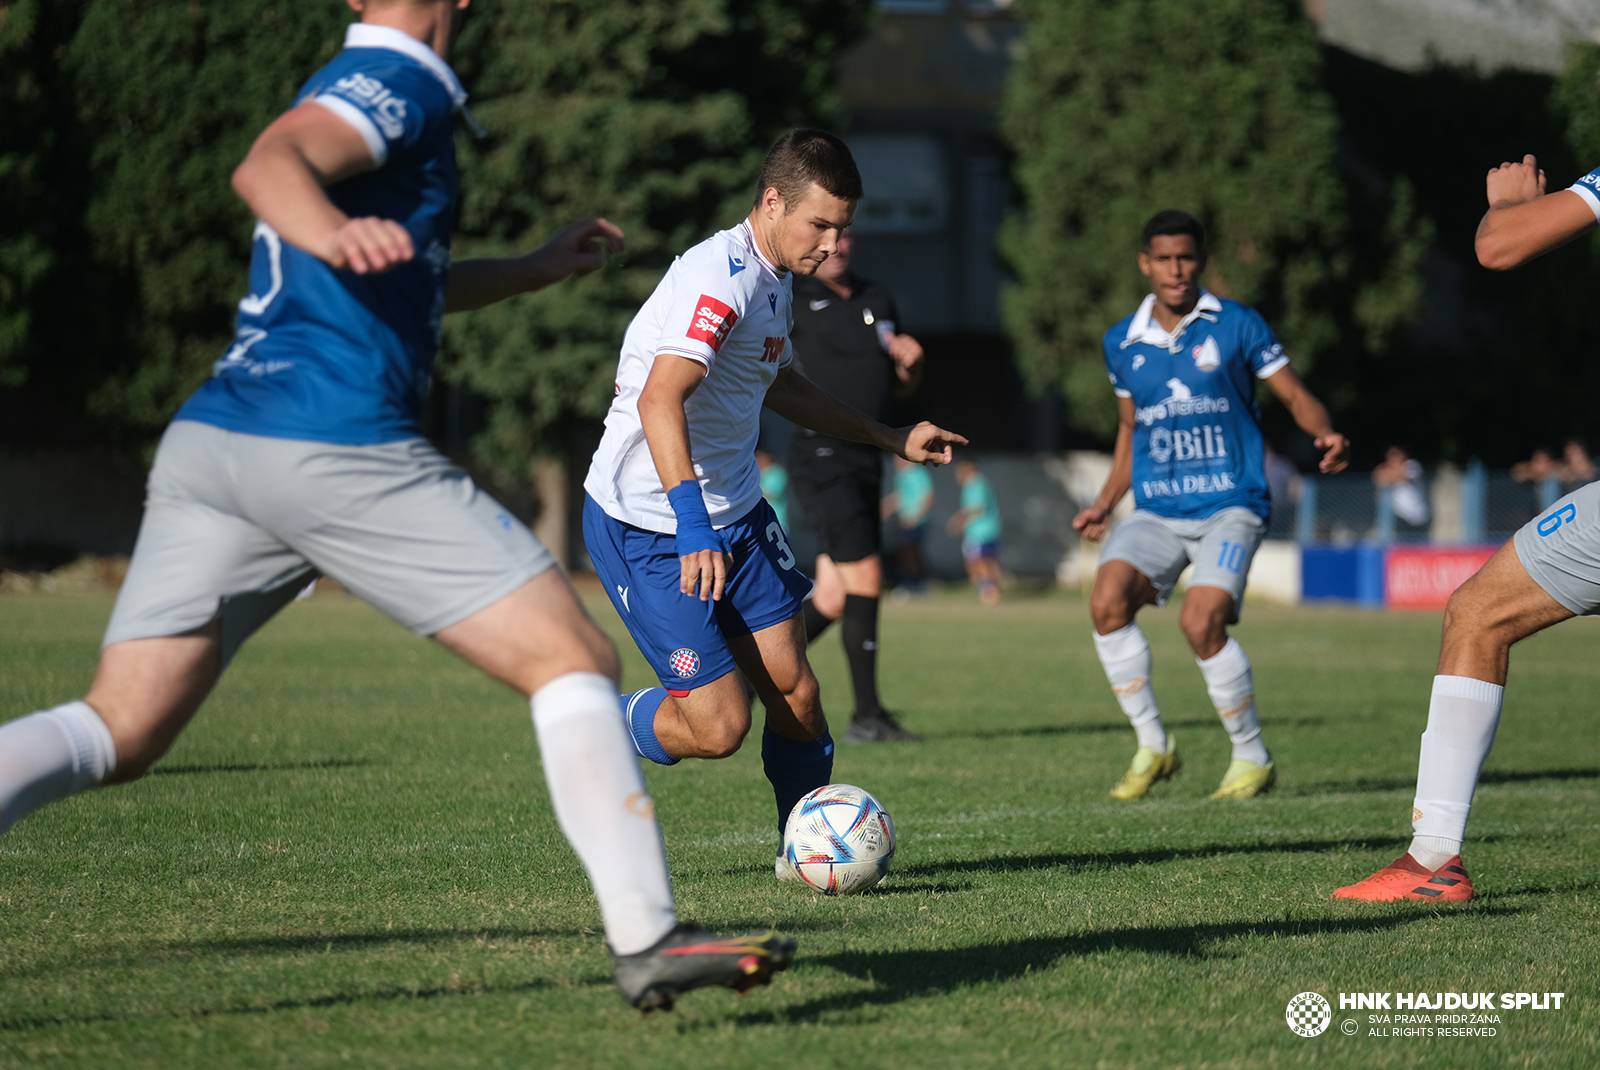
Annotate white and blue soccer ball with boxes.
[781,784,896,895]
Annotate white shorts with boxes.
[104,421,555,662]
[1513,479,1600,615]
[1100,507,1267,621]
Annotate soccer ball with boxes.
[781,783,896,895]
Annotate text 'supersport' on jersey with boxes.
[1103,291,1288,521]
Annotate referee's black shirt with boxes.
[789,272,903,473]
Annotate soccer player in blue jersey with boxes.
[1336,154,1600,902]
[1072,210,1349,801]
[582,131,966,876]
[0,0,793,1011]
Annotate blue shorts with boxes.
[963,539,1000,561]
[583,494,812,692]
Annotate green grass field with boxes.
[3,587,1597,1068]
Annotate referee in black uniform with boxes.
[789,230,925,743]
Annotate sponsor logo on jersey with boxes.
[1580,168,1600,189]
[668,647,701,678]
[1135,379,1232,426]
[686,295,738,350]
[728,254,745,276]
[1148,424,1228,465]
[1190,336,1221,371]
[332,73,408,140]
[1140,473,1237,498]
[761,336,785,363]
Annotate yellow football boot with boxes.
[1209,758,1276,800]
[1109,738,1181,800]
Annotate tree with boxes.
[441,0,870,479]
[999,0,1426,443]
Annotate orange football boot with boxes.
[1332,853,1473,902]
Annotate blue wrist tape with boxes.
[667,480,720,555]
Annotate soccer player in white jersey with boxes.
[1335,154,1600,902]
[582,130,966,873]
[1073,211,1349,802]
[0,0,795,1011]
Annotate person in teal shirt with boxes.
[948,459,1002,604]
[756,448,790,532]
[886,457,934,593]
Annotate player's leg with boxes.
[975,545,1002,605]
[1092,513,1185,798]
[1336,488,1592,902]
[1183,510,1273,799]
[804,552,844,640]
[829,553,913,740]
[2,421,309,832]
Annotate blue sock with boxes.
[621,689,678,766]
[761,726,834,837]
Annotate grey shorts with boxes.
[104,421,555,661]
[1100,507,1267,619]
[1513,479,1600,615]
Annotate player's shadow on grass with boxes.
[1302,766,1600,795]
[724,909,1522,1027]
[943,714,1329,743]
[151,758,373,777]
[893,835,1431,881]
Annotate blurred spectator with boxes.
[882,457,934,594]
[1511,447,1558,484]
[947,459,1002,605]
[1559,438,1596,486]
[1372,446,1430,528]
[756,448,790,532]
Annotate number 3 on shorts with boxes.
[766,521,796,570]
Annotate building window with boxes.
[848,136,948,235]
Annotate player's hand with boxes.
[680,549,733,602]
[1072,504,1112,542]
[328,217,415,274]
[896,421,968,466]
[538,217,626,278]
[1316,432,1351,474]
[889,333,924,382]
[1486,154,1546,209]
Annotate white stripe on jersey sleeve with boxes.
[654,345,713,370]
[310,95,389,165]
[1566,178,1600,222]
[1256,354,1290,379]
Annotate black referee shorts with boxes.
[789,456,883,564]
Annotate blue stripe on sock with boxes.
[621,689,678,766]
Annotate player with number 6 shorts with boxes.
[1072,210,1350,802]
[581,129,966,877]
[1334,154,1600,903]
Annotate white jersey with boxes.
[585,220,794,533]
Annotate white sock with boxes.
[1196,638,1270,765]
[0,701,117,834]
[530,672,676,955]
[1408,675,1503,870]
[1093,624,1167,753]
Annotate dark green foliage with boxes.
[442,0,868,477]
[1000,0,1427,442]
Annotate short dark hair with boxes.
[1140,210,1207,254]
[754,128,863,210]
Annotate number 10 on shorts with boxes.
[1217,540,1247,573]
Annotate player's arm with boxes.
[1072,395,1135,542]
[1474,154,1598,270]
[231,101,414,274]
[445,219,625,314]
[763,365,966,465]
[1263,366,1349,473]
[637,353,730,602]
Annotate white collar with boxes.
[345,23,467,109]
[1122,290,1222,348]
[738,220,785,278]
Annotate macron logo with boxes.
[617,585,630,613]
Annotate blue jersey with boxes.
[1103,291,1288,521]
[176,24,465,445]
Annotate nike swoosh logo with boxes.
[808,299,831,311]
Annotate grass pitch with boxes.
[2,586,1597,1068]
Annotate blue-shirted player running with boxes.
[1072,210,1350,802]
[582,130,966,877]
[0,0,794,1012]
